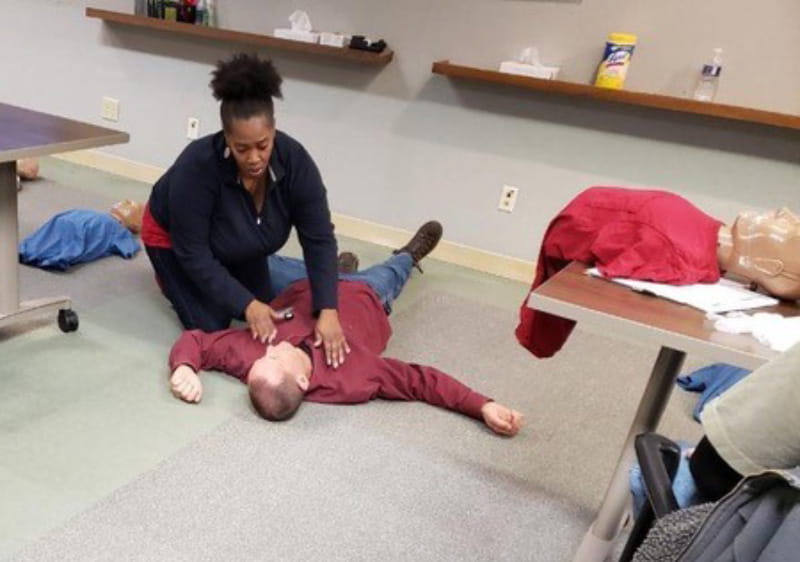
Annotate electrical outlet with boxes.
[186,117,200,140]
[101,97,119,122]
[497,185,519,213]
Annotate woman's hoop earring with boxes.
[224,146,231,159]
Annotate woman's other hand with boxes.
[244,300,283,343]
[314,309,351,368]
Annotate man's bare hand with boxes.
[169,364,203,403]
[481,402,524,437]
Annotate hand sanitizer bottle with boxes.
[693,48,723,102]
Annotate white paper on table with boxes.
[585,268,779,314]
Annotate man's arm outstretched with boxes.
[376,357,524,437]
[168,328,255,403]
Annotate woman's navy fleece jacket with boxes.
[146,130,338,318]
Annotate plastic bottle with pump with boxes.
[693,48,723,102]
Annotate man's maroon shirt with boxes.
[170,280,489,419]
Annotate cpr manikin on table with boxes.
[717,207,800,300]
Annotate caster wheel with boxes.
[58,309,79,333]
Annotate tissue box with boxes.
[319,32,350,48]
[499,61,560,80]
[274,28,320,44]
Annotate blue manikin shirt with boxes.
[19,209,141,271]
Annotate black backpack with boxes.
[676,468,800,561]
[626,432,800,562]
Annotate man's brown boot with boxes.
[393,221,443,272]
[338,251,360,274]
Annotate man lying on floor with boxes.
[167,221,524,437]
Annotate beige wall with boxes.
[4,0,798,265]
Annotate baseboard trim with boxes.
[54,149,535,283]
[56,149,164,185]
[330,214,535,282]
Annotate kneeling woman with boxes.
[142,53,349,367]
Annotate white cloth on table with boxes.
[708,311,800,352]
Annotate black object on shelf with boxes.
[146,0,197,23]
[349,35,387,53]
[177,3,196,23]
[147,0,162,18]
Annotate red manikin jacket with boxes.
[516,186,723,358]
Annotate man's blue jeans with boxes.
[268,252,414,314]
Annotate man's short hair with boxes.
[249,373,304,421]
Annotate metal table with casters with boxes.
[527,262,800,562]
[0,103,128,333]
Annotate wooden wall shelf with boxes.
[86,8,393,66]
[432,60,800,131]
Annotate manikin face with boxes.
[224,115,275,182]
[726,208,800,300]
[247,341,311,392]
[110,199,144,234]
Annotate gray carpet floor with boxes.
[12,291,601,562]
[3,164,704,561]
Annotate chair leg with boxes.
[617,503,655,562]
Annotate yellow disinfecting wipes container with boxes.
[595,33,638,89]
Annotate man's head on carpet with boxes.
[247,341,310,421]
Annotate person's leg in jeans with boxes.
[266,222,441,313]
[267,254,310,296]
[269,252,414,314]
[350,220,442,311]
[341,252,414,314]
[268,253,361,295]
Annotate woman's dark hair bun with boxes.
[210,53,283,102]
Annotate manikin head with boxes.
[247,341,311,421]
[16,158,39,181]
[110,199,144,234]
[718,207,800,300]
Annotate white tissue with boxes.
[499,46,560,80]
[289,9,311,31]
[274,10,320,43]
[708,311,800,352]
[520,47,541,65]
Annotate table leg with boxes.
[0,162,74,332]
[572,346,686,562]
[0,162,19,314]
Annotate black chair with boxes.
[618,433,683,562]
[618,433,800,562]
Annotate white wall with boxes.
[3,0,799,262]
